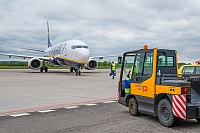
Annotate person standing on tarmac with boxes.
[110,61,116,79]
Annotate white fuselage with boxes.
[45,40,89,67]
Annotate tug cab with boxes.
[118,45,200,127]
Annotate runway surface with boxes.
[1,101,200,133]
[0,69,118,116]
[1,69,200,132]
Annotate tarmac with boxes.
[0,69,119,116]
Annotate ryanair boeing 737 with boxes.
[0,22,116,76]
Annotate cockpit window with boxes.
[83,45,88,49]
[71,45,88,49]
[71,46,75,49]
[76,45,82,48]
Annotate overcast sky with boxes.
[0,0,200,63]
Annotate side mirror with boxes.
[118,56,122,64]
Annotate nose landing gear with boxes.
[74,66,82,76]
[75,70,81,76]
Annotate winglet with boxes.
[47,21,52,48]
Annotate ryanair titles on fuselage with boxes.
[49,43,67,55]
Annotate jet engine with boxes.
[85,59,98,70]
[28,58,42,70]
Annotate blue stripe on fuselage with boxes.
[52,58,82,67]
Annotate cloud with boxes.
[0,0,200,63]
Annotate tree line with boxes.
[0,61,28,66]
[0,61,117,66]
[0,61,191,68]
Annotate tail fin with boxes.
[47,21,52,48]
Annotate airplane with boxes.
[0,22,118,76]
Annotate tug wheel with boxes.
[128,97,139,116]
[157,99,176,127]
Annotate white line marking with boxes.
[10,113,30,117]
[84,103,97,106]
[38,110,55,113]
[103,101,116,103]
[65,106,79,109]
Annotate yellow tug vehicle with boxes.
[118,45,200,127]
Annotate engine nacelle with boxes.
[85,59,98,70]
[28,58,42,70]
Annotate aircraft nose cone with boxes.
[77,49,89,62]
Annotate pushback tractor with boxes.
[118,45,200,127]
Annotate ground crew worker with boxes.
[124,63,138,94]
[124,66,133,94]
[110,62,116,79]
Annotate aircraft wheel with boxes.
[112,76,114,79]
[128,97,139,116]
[157,99,176,127]
[44,67,48,72]
[70,67,74,72]
[76,71,78,76]
[40,67,43,73]
[78,71,81,76]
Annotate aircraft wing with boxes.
[0,53,52,62]
[90,55,122,60]
[19,48,45,52]
[0,53,35,59]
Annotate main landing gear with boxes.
[75,69,81,76]
[40,61,48,73]
[70,67,74,73]
[40,66,48,73]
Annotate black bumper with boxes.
[187,103,200,119]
